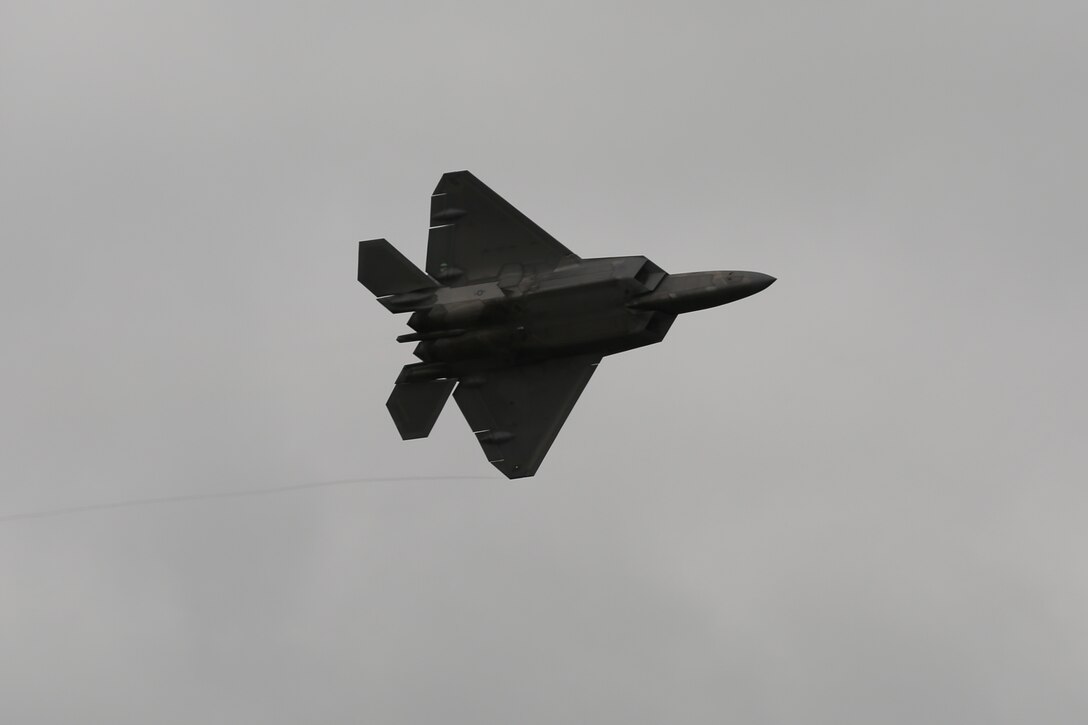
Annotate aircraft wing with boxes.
[427,171,577,284]
[453,355,599,478]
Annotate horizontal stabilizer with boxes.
[386,378,457,440]
[358,239,438,297]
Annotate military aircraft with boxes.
[358,171,775,478]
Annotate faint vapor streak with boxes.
[0,475,500,524]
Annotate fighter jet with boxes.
[358,171,775,478]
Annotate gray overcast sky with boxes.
[1,1,1086,722]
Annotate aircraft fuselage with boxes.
[390,255,773,375]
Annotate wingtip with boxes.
[434,170,478,194]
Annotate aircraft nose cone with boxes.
[746,272,776,293]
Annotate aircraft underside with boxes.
[358,171,774,478]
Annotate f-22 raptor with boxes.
[359,171,775,478]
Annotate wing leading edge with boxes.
[427,171,577,284]
[453,355,600,478]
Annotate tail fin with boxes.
[386,377,457,440]
[358,239,438,297]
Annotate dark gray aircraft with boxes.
[358,171,774,478]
